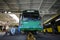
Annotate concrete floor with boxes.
[35,33,60,40]
[0,33,60,40]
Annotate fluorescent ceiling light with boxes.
[5,11,7,13]
[8,12,11,13]
[8,14,19,23]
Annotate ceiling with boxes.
[0,0,60,25]
[0,0,60,14]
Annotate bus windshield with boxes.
[23,12,39,20]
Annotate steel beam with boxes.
[38,0,44,10]
[47,0,57,11]
[3,0,11,11]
